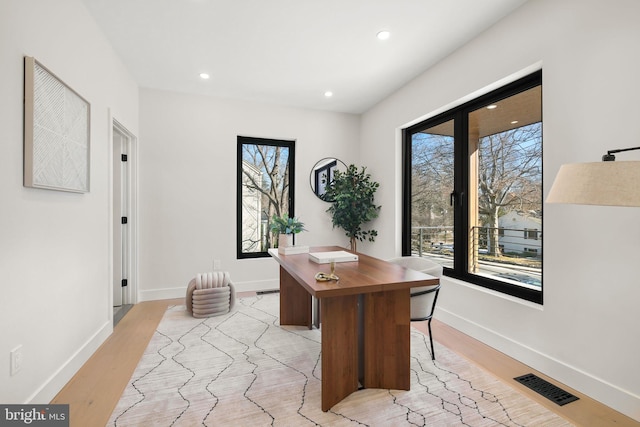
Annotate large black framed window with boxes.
[403,71,542,303]
[237,136,295,259]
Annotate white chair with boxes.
[388,256,442,360]
[185,272,236,318]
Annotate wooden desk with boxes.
[269,246,439,411]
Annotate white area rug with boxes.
[108,293,571,426]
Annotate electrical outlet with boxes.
[213,259,221,270]
[10,345,22,376]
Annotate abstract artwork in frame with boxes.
[24,56,90,193]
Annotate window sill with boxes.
[443,275,544,311]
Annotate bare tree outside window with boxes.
[411,121,455,267]
[237,137,294,258]
[476,123,542,257]
[404,71,543,303]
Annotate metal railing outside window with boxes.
[410,225,541,289]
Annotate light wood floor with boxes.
[52,295,638,427]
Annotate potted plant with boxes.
[321,164,381,251]
[270,213,306,248]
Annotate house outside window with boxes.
[403,71,542,303]
[524,228,539,240]
[237,136,295,258]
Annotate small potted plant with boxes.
[270,213,306,248]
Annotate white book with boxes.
[309,250,358,264]
[278,245,309,255]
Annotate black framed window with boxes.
[403,71,542,303]
[237,136,295,258]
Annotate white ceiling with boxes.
[82,0,528,114]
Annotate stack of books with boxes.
[308,250,359,264]
[278,245,310,255]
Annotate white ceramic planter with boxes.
[278,234,293,248]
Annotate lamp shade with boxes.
[546,161,640,207]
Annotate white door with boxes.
[113,124,131,306]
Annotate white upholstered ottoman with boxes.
[185,272,236,318]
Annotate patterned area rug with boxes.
[108,294,571,426]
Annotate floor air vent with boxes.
[514,373,579,406]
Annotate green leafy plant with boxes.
[270,213,306,235]
[321,164,380,251]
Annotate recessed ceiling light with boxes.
[199,73,210,79]
[377,30,390,40]
[486,104,497,110]
[324,91,333,98]
[511,120,519,124]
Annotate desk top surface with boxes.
[269,246,439,298]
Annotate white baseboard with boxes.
[29,320,112,404]
[31,279,638,422]
[235,278,279,293]
[139,286,185,302]
[30,279,280,404]
[436,307,640,422]
[138,279,280,302]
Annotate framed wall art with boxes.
[24,56,90,193]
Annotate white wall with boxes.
[138,88,360,300]
[360,0,640,420]
[0,0,138,403]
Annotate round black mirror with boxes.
[310,158,346,201]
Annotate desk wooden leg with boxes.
[321,295,359,412]
[363,288,411,390]
[279,266,311,328]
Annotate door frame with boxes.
[110,113,138,310]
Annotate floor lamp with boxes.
[546,147,640,207]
